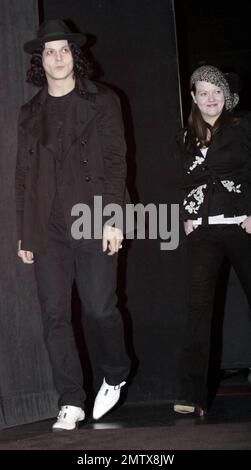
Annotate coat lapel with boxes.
[20,86,50,149]
[60,79,98,158]
[21,79,98,156]
[71,78,98,141]
[209,124,240,152]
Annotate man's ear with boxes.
[191,90,197,104]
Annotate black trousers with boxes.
[34,218,130,408]
[179,224,251,409]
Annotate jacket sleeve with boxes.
[96,89,127,208]
[15,109,28,241]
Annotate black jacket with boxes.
[176,115,251,223]
[15,79,127,252]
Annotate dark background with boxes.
[174,0,251,121]
[1,0,251,428]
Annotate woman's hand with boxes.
[241,215,251,234]
[184,220,198,235]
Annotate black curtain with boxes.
[0,0,58,428]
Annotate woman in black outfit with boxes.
[174,65,251,415]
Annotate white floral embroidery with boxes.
[221,180,241,193]
[187,155,205,174]
[183,184,207,214]
[184,201,197,214]
[183,179,242,216]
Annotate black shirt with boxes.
[44,88,75,227]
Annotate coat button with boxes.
[29,149,34,154]
[81,139,87,145]
[80,90,86,95]
[85,176,91,182]
[83,159,88,165]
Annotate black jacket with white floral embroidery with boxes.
[176,114,251,223]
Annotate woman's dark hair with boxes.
[26,42,94,87]
[185,84,239,152]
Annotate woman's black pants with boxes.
[179,224,251,409]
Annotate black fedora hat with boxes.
[23,19,86,54]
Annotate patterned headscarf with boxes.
[190,65,239,111]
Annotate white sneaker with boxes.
[52,405,85,431]
[93,378,126,420]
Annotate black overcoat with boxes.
[15,78,127,251]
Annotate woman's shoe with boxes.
[174,404,195,414]
[174,404,206,416]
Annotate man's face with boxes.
[42,40,74,81]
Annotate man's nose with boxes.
[55,51,63,61]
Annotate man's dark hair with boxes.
[26,42,94,87]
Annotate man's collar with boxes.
[75,77,98,95]
[31,77,97,110]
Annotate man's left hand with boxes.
[102,225,123,255]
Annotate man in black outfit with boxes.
[16,19,130,431]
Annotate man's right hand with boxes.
[17,240,34,264]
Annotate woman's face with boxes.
[191,80,225,125]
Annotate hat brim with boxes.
[23,33,86,54]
